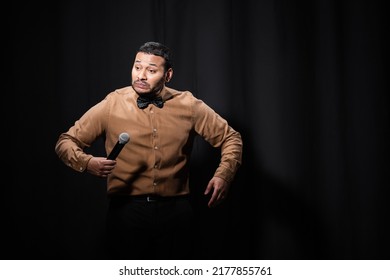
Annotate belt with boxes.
[110,194,189,203]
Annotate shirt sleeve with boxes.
[54,94,111,172]
[192,97,243,183]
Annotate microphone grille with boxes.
[118,132,130,144]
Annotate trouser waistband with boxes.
[109,194,189,203]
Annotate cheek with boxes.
[149,76,165,86]
[130,70,135,82]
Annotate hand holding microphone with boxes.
[107,132,130,160]
[86,132,130,177]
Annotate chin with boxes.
[132,86,150,95]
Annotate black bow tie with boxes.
[137,95,164,109]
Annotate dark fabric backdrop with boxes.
[6,0,388,260]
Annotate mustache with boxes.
[133,81,149,86]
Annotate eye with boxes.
[149,69,157,73]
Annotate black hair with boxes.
[138,41,173,72]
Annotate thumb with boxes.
[204,180,214,195]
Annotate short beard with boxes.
[132,79,165,97]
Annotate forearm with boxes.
[215,130,243,182]
[55,133,93,172]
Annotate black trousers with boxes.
[105,195,194,260]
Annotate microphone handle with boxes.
[107,143,125,160]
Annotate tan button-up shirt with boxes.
[55,86,242,196]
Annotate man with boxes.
[55,41,243,259]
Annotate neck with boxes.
[139,89,163,99]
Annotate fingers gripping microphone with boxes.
[107,132,130,160]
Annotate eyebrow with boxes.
[135,60,158,67]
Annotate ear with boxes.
[165,68,173,83]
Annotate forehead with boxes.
[134,52,165,67]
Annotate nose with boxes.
[137,69,146,80]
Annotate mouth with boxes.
[133,82,149,90]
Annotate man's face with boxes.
[131,52,172,96]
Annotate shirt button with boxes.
[154,165,158,168]
[153,182,157,186]
[154,146,158,149]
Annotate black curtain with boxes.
[6,0,388,260]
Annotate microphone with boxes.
[107,132,130,160]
